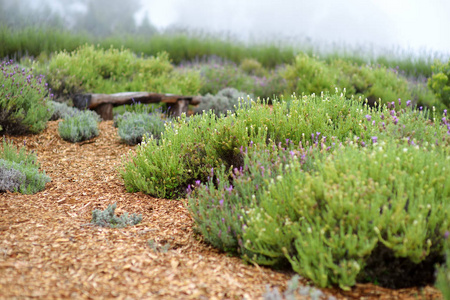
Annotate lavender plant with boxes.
[58,110,100,143]
[0,140,50,194]
[0,60,53,135]
[50,101,80,121]
[117,112,166,145]
[194,87,250,116]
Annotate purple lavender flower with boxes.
[371,136,378,144]
[186,185,192,194]
[390,110,396,117]
[444,109,448,116]
[391,102,395,109]
[419,106,423,111]
[361,141,366,147]
[406,100,412,107]
[393,116,399,125]
[365,114,371,121]
[380,114,385,120]
[195,180,201,186]
[398,98,401,106]
[219,199,224,207]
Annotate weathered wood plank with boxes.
[72,92,202,120]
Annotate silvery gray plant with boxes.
[91,203,142,228]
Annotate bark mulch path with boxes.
[0,121,444,299]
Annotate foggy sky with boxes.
[139,0,450,56]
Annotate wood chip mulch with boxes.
[0,121,444,299]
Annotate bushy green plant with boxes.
[282,54,440,111]
[58,110,100,143]
[194,88,249,116]
[0,60,53,135]
[44,44,201,97]
[117,112,166,145]
[240,58,267,77]
[113,102,160,123]
[122,91,449,200]
[91,203,142,228]
[436,233,450,300]
[50,101,80,121]
[195,61,287,100]
[428,59,450,108]
[0,140,50,194]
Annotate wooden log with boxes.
[72,92,202,120]
[94,103,113,120]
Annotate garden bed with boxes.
[0,121,444,299]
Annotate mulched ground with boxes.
[0,120,444,299]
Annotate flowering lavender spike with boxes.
[406,100,412,107]
[398,98,401,106]
[365,114,371,121]
[371,136,378,144]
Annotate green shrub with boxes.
[196,61,287,100]
[184,93,449,290]
[194,87,249,116]
[436,233,450,300]
[429,59,450,108]
[44,44,201,97]
[0,140,50,194]
[58,110,100,143]
[244,142,449,290]
[117,112,166,145]
[122,91,449,200]
[240,58,267,77]
[0,60,53,135]
[282,53,336,96]
[91,203,142,228]
[282,54,440,111]
[50,101,80,121]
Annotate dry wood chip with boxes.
[0,121,444,300]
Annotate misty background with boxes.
[1,0,449,57]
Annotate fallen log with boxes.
[72,92,201,120]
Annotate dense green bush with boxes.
[0,140,50,194]
[0,60,53,135]
[194,88,249,116]
[58,110,100,143]
[43,44,201,97]
[195,61,287,100]
[436,233,450,300]
[282,54,442,111]
[91,202,142,228]
[117,112,166,145]
[429,58,450,108]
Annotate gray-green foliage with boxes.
[117,112,166,145]
[58,110,100,143]
[195,87,250,116]
[91,203,142,228]
[0,160,26,192]
[264,275,335,300]
[0,140,50,194]
[50,101,80,121]
[0,159,50,194]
